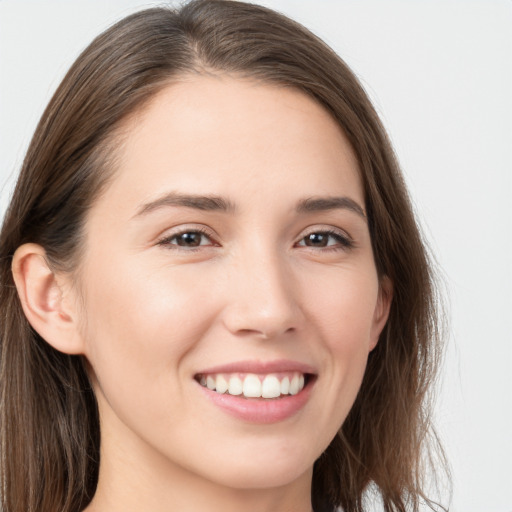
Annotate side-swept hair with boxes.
[0,1,447,511]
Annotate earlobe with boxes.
[369,275,393,351]
[12,243,84,355]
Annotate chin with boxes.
[211,462,311,491]
[191,436,318,491]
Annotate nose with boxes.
[220,248,302,340]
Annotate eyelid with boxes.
[156,224,219,249]
[295,225,354,249]
[154,223,354,252]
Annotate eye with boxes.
[296,230,353,250]
[157,228,217,249]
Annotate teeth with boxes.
[289,374,300,395]
[216,375,229,394]
[261,375,281,398]
[206,376,216,390]
[243,374,261,397]
[228,376,243,396]
[280,376,290,395]
[199,372,306,398]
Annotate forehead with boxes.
[95,75,363,217]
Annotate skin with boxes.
[13,75,391,512]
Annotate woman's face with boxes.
[74,76,390,494]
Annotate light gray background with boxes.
[1,1,511,511]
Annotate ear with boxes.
[12,243,85,355]
[369,275,393,351]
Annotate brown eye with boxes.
[173,232,206,247]
[304,233,330,247]
[297,230,353,250]
[158,230,215,249]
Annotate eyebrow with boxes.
[296,196,366,219]
[134,192,365,220]
[135,192,236,217]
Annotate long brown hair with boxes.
[0,1,448,511]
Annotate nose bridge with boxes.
[222,239,300,338]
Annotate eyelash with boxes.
[157,227,217,251]
[156,228,354,252]
[295,229,354,251]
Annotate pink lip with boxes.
[194,359,317,424]
[196,359,317,376]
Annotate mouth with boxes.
[194,371,312,399]
[193,360,316,423]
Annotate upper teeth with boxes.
[199,373,305,398]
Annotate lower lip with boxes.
[197,379,314,424]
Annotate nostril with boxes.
[258,326,296,340]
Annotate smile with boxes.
[194,360,316,423]
[197,372,306,399]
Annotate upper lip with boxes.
[195,359,317,376]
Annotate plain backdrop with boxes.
[1,1,511,511]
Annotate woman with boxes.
[0,1,447,511]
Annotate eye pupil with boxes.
[305,233,327,247]
[177,232,202,247]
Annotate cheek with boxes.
[301,264,379,421]
[78,258,221,401]
[303,262,380,349]
[77,257,231,463]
